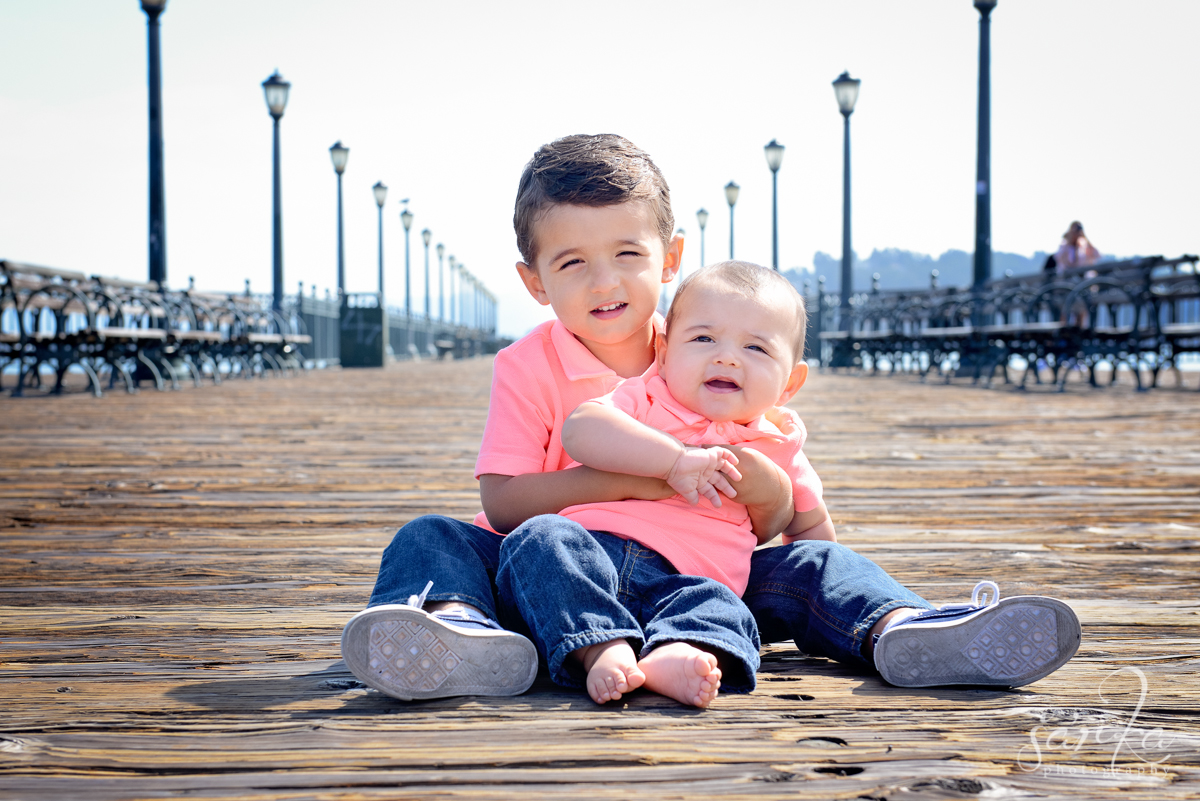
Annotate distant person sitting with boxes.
[1053,221,1101,275]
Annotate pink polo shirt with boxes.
[559,375,822,596]
[472,318,660,531]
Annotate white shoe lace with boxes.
[937,580,1001,612]
[406,580,434,609]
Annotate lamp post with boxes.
[448,255,457,325]
[329,141,349,296]
[973,0,997,294]
[833,70,861,326]
[436,243,445,322]
[724,181,740,259]
[262,70,290,312]
[372,181,387,301]
[696,208,708,267]
[400,204,413,319]
[459,267,468,329]
[421,229,432,319]
[141,0,168,287]
[400,204,413,355]
[764,140,785,271]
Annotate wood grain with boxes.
[2,361,1198,799]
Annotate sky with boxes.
[1,0,1197,338]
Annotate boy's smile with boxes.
[517,202,680,377]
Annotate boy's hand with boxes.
[722,445,794,544]
[722,446,786,507]
[664,446,741,507]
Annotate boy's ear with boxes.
[516,261,550,306]
[661,233,684,284]
[776,361,809,406]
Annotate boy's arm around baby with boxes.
[562,403,741,507]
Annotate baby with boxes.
[498,260,833,707]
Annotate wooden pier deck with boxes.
[2,362,1198,800]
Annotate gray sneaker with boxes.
[874,581,1082,688]
[341,582,538,700]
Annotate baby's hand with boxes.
[664,446,742,507]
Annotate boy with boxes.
[497,261,834,707]
[341,134,1081,702]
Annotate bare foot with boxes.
[576,639,646,705]
[637,642,722,708]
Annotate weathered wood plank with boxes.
[2,363,1199,799]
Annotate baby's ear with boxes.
[777,361,809,405]
[515,261,550,306]
[655,331,669,374]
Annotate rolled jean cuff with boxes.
[549,628,645,689]
[851,598,936,664]
[642,633,760,694]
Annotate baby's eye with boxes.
[746,344,768,354]
[691,335,714,343]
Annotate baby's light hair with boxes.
[665,261,808,364]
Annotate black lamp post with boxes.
[262,70,290,312]
[696,208,708,267]
[459,267,468,329]
[448,255,457,325]
[833,70,861,325]
[400,205,413,320]
[329,141,349,296]
[421,229,432,319]
[973,0,997,293]
[724,181,740,259]
[372,181,387,302]
[764,140,785,271]
[141,0,168,287]
[436,243,445,322]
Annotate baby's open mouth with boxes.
[705,379,741,392]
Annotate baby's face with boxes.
[658,284,802,424]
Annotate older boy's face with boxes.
[516,202,678,357]
[658,284,807,424]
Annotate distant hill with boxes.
[784,248,1058,294]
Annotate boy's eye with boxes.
[558,258,583,270]
[617,250,641,257]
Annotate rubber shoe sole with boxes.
[341,605,538,700]
[874,596,1081,688]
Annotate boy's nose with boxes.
[589,261,620,292]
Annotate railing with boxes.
[1,260,314,397]
[804,254,1200,391]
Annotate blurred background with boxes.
[1,0,1196,338]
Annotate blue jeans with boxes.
[366,514,932,673]
[495,515,761,693]
[743,539,932,666]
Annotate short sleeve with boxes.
[763,407,823,513]
[786,446,824,513]
[474,345,555,479]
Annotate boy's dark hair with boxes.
[514,134,674,266]
[666,261,809,365]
